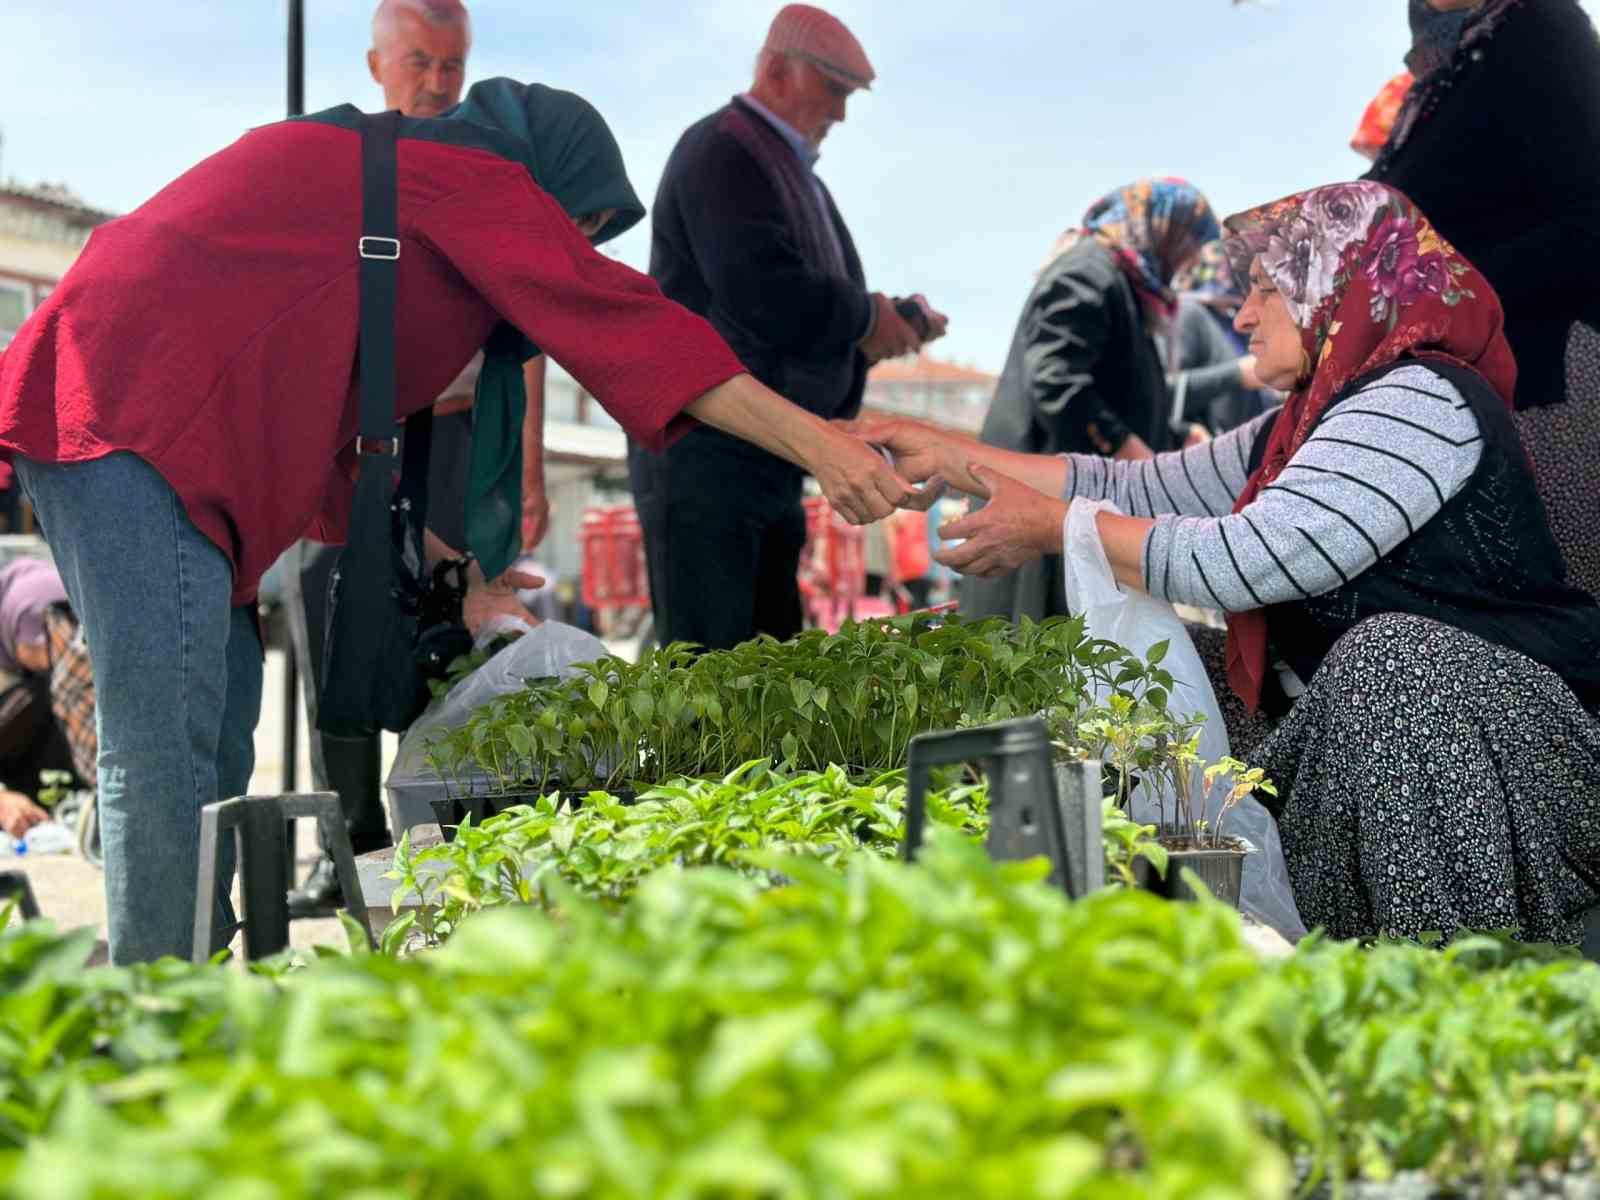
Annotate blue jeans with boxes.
[15,453,262,964]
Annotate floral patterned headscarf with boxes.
[1219,181,1517,713]
[1043,178,1219,319]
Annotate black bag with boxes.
[318,110,473,738]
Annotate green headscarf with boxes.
[440,78,645,579]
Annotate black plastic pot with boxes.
[429,788,638,842]
[1133,836,1255,907]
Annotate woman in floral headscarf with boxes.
[963,178,1219,621]
[849,181,1600,945]
[1169,241,1275,435]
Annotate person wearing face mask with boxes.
[847,182,1600,947]
[0,77,915,964]
[629,5,949,653]
[1365,0,1600,597]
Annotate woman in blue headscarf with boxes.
[963,177,1218,621]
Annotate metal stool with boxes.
[0,870,41,921]
[904,716,1103,899]
[194,792,372,963]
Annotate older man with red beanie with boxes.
[630,4,948,651]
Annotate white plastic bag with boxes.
[1062,498,1306,940]
[386,620,608,830]
[473,612,539,650]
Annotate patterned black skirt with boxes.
[1515,321,1600,599]
[1196,615,1600,945]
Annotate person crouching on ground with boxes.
[849,182,1600,946]
[0,559,79,839]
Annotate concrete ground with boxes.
[7,646,364,958]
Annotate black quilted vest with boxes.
[1254,359,1600,704]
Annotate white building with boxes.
[862,352,996,434]
[0,182,113,347]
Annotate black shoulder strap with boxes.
[357,110,402,448]
[347,110,430,571]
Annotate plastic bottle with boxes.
[0,821,75,857]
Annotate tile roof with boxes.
[867,352,996,386]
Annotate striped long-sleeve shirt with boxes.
[1063,364,1485,613]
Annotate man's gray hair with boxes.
[372,0,470,49]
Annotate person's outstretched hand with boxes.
[836,413,972,501]
[463,562,545,636]
[935,465,1066,578]
[0,789,48,840]
[808,425,918,525]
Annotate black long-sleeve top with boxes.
[1367,0,1600,408]
[961,238,1171,622]
[979,238,1171,460]
[648,98,872,446]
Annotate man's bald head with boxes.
[368,0,471,117]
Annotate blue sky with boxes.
[4,1,1593,372]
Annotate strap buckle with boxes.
[355,436,399,457]
[358,236,401,261]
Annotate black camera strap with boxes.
[318,109,437,734]
[355,108,433,534]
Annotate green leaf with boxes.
[378,910,417,955]
[695,1004,825,1098]
[505,724,533,757]
[338,911,372,956]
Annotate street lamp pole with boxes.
[287,0,306,118]
[281,0,305,796]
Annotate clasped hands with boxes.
[829,412,1066,578]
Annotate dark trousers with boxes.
[0,673,77,799]
[281,539,390,854]
[628,438,806,651]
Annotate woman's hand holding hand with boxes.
[935,465,1066,577]
[804,424,918,524]
[835,414,973,499]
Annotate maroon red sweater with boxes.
[0,121,744,603]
